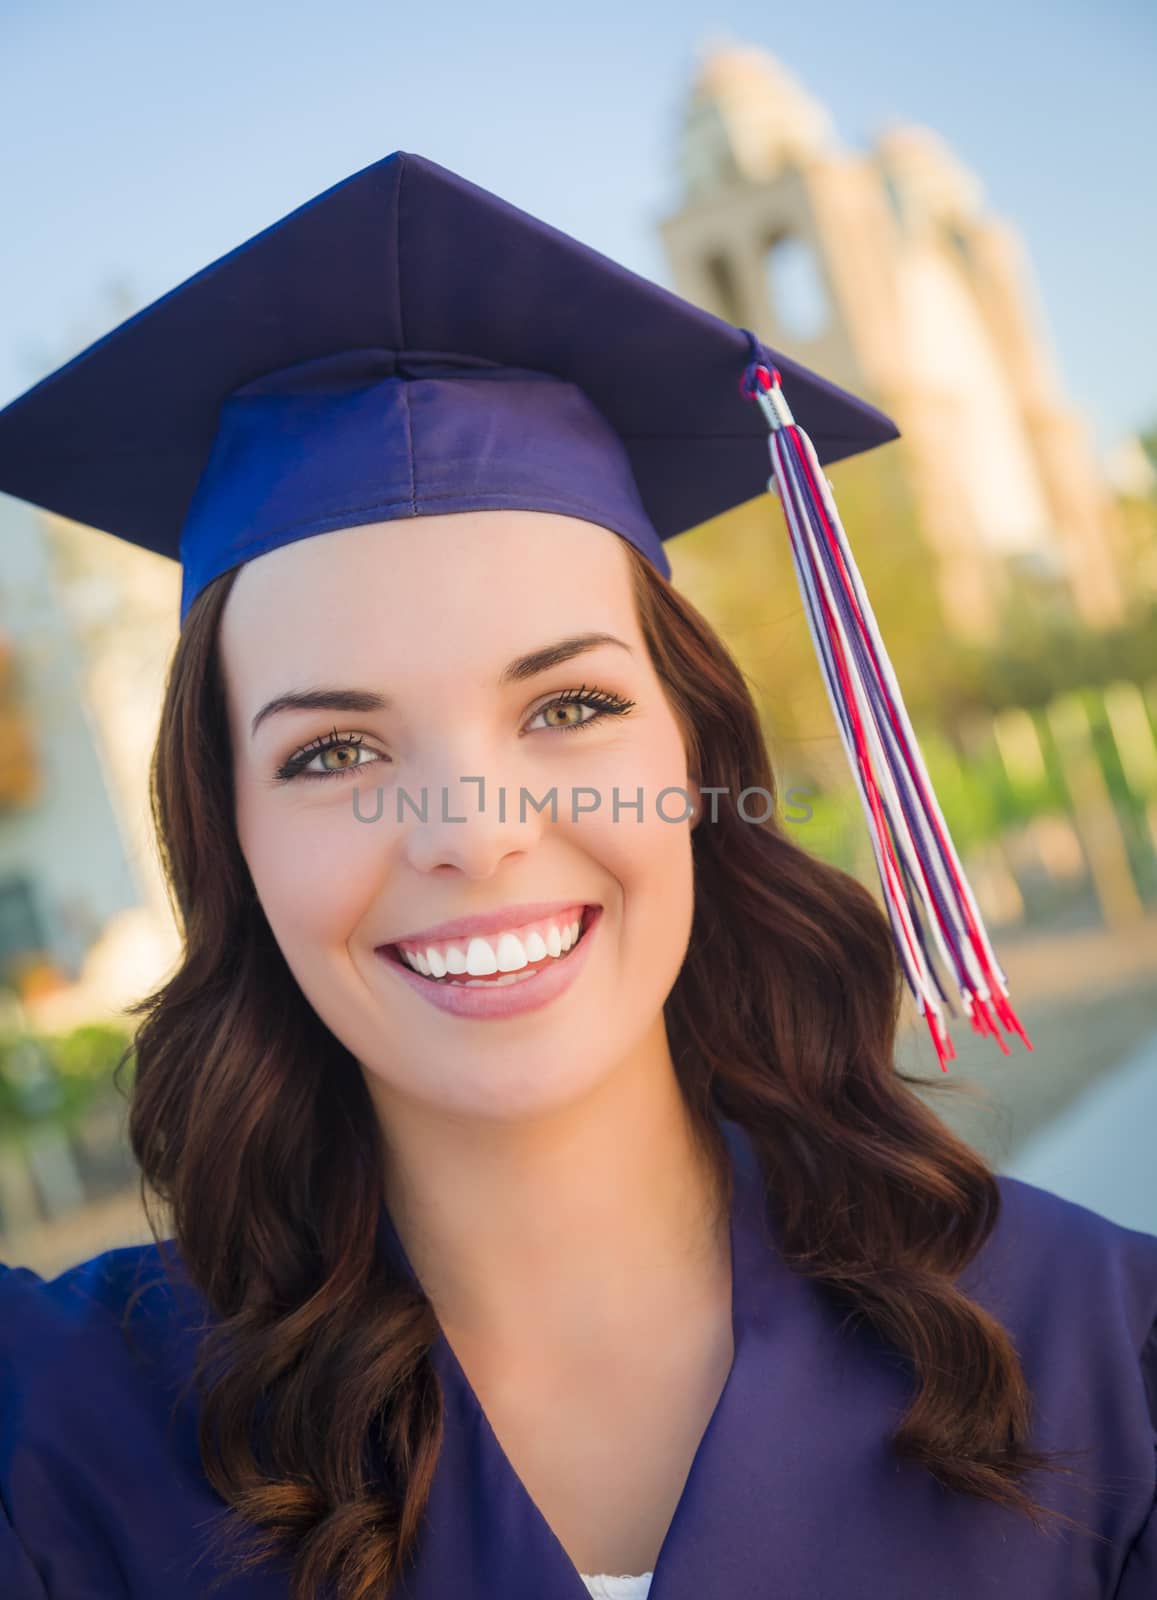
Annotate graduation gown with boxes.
[2,1116,1155,1598]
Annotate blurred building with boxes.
[0,498,137,1009]
[0,496,180,1030]
[659,40,1134,643]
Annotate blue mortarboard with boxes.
[0,149,1028,1066]
[0,150,894,622]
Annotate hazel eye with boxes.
[526,686,636,736]
[313,741,374,773]
[530,700,601,732]
[275,730,388,783]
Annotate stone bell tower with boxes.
[658,39,1127,641]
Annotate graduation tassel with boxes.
[738,338,1032,1071]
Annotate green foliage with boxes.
[952,600,1157,714]
[781,780,862,875]
[0,1022,134,1141]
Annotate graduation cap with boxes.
[0,149,1028,1069]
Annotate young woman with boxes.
[0,151,1154,1600]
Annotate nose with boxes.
[398,768,547,877]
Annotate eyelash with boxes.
[272,684,637,783]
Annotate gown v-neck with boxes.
[375,1132,751,1600]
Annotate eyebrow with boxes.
[249,631,635,739]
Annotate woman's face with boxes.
[220,510,700,1124]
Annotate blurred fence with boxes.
[0,1024,136,1241]
[795,675,1157,931]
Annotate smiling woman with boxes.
[0,151,1154,1600]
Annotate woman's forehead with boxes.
[219,515,642,701]
[224,512,634,629]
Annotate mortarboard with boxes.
[0,150,1028,1068]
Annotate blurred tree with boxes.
[669,433,1157,824]
[1110,421,1157,605]
[0,633,41,810]
[0,1022,133,1140]
[671,440,965,791]
[956,601,1157,713]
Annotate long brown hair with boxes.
[120,540,1100,1598]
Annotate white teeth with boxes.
[397,913,588,981]
[448,968,541,989]
[495,932,529,972]
[465,937,499,976]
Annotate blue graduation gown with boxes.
[2,1117,1155,1597]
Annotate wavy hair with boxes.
[119,540,1099,1599]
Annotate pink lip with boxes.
[375,906,603,1021]
[379,899,598,949]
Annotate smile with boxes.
[383,905,597,984]
[375,906,603,1020]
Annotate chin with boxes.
[366,1042,619,1126]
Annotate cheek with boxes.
[237,789,382,947]
[621,813,696,942]
[585,787,694,886]
[578,803,694,1051]
[581,734,697,945]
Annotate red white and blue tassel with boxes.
[738,339,1031,1070]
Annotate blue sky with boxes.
[1,0,1153,452]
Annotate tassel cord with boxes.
[737,337,1031,1058]
[771,426,978,1005]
